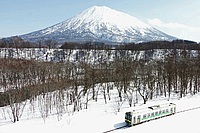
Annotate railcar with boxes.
[125,103,176,126]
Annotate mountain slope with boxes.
[21,6,176,43]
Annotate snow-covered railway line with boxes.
[103,106,200,133]
[103,125,128,133]
[176,106,200,114]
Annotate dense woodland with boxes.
[1,36,200,50]
[0,36,200,122]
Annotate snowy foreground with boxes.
[1,94,200,133]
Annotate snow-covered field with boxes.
[1,91,200,133]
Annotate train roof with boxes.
[130,103,176,114]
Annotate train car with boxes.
[125,103,176,126]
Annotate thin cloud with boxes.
[147,18,200,42]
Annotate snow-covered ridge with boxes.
[67,6,151,30]
[21,6,176,43]
[40,6,151,33]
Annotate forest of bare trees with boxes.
[0,42,200,122]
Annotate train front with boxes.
[125,112,132,126]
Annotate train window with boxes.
[148,113,151,117]
[162,110,165,114]
[159,110,162,114]
[151,112,154,116]
[143,114,147,119]
[155,112,158,115]
[166,109,169,113]
[125,112,132,120]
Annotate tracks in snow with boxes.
[176,106,200,114]
[103,125,128,133]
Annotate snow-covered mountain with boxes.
[21,6,176,43]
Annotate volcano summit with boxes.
[21,6,176,43]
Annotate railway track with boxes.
[103,106,200,133]
[103,125,128,133]
[176,106,200,114]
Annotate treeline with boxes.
[0,36,35,48]
[57,40,200,50]
[122,40,200,50]
[1,36,200,50]
[0,48,200,122]
[0,36,58,48]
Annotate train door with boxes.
[137,115,141,124]
[133,116,136,125]
[171,107,176,114]
[170,107,173,114]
